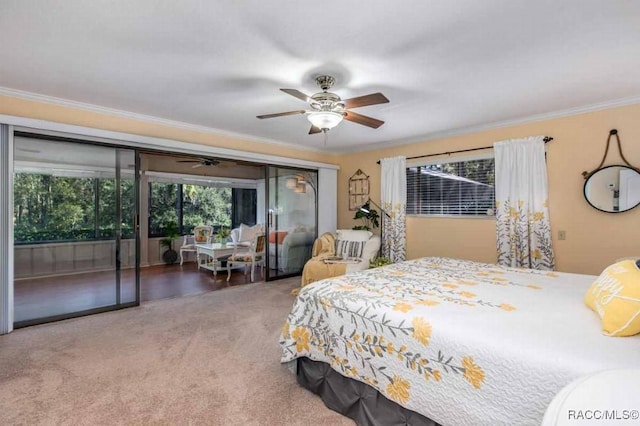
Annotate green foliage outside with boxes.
[148,182,178,237]
[14,174,135,243]
[148,182,232,236]
[13,174,234,244]
[182,184,231,233]
[437,158,495,186]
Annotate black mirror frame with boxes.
[583,164,640,214]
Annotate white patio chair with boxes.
[226,233,265,282]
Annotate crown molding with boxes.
[0,86,331,155]
[3,86,639,156]
[334,95,640,154]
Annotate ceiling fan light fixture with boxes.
[295,182,307,193]
[307,111,343,131]
[285,177,298,189]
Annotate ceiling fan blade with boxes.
[344,111,385,129]
[308,125,322,135]
[177,160,200,163]
[192,163,204,169]
[280,88,311,103]
[256,110,306,119]
[343,92,389,109]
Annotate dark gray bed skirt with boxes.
[296,357,441,426]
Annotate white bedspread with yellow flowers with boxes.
[280,257,640,425]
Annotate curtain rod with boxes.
[376,136,553,164]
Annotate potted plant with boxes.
[353,202,380,231]
[160,221,180,264]
[216,227,231,244]
[370,257,393,268]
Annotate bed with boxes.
[279,257,640,425]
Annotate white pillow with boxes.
[335,240,366,259]
[335,229,372,242]
[361,235,381,263]
[334,229,373,259]
[239,223,263,242]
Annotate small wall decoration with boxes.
[348,169,370,210]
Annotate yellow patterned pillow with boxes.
[584,260,640,337]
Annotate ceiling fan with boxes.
[257,75,389,134]
[176,157,234,169]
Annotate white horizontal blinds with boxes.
[145,172,257,189]
[406,157,495,216]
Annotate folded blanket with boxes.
[312,232,336,258]
[293,232,347,295]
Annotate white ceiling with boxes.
[2,1,640,153]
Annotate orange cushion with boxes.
[269,231,288,244]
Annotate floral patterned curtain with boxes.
[380,156,407,263]
[494,137,555,270]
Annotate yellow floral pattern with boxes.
[415,299,439,307]
[411,317,432,346]
[496,198,555,270]
[393,302,413,313]
[280,257,558,414]
[387,376,411,404]
[291,326,310,353]
[462,356,486,389]
[381,195,406,263]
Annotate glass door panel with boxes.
[13,135,139,326]
[265,166,317,280]
[115,149,138,304]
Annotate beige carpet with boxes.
[0,278,353,425]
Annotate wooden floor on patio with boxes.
[14,262,278,324]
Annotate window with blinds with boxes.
[406,156,495,216]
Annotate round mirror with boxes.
[584,165,640,213]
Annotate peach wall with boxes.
[337,104,640,275]
[3,93,639,275]
[0,94,338,165]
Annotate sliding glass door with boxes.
[265,166,317,280]
[13,134,139,326]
